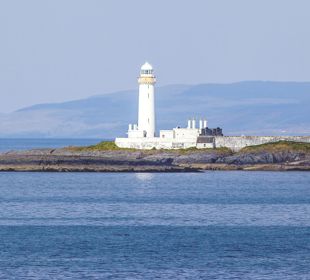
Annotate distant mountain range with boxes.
[0,81,309,138]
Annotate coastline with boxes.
[0,141,309,172]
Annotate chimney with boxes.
[187,119,191,129]
[203,119,207,128]
[199,119,203,130]
[128,124,132,131]
[192,119,196,129]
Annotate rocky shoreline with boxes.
[0,142,309,172]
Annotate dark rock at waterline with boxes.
[0,148,309,172]
[217,151,308,165]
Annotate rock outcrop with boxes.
[0,144,309,172]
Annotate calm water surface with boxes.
[0,138,102,152]
[0,172,309,279]
[0,139,309,279]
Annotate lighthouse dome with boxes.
[140,62,154,75]
[141,62,153,70]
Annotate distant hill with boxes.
[0,82,309,138]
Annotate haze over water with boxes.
[0,140,309,279]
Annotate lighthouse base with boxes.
[115,137,209,150]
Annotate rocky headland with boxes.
[0,141,309,172]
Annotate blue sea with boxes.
[0,139,310,279]
[0,138,102,152]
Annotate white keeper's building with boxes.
[115,62,218,149]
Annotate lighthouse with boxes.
[138,62,156,137]
[115,63,215,150]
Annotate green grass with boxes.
[240,141,310,153]
[86,141,124,151]
[67,141,132,152]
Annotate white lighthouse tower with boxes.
[137,62,156,137]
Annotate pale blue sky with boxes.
[0,0,309,112]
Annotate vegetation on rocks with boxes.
[83,141,124,151]
[240,141,310,153]
[67,141,132,152]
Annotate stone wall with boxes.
[214,136,310,151]
[115,137,197,150]
[116,136,310,151]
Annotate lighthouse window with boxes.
[142,70,153,74]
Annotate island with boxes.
[0,141,309,172]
